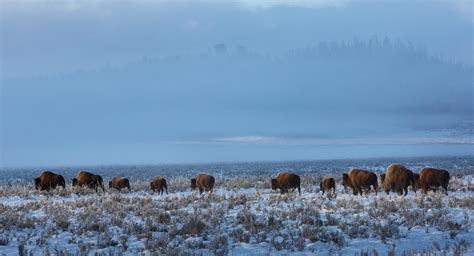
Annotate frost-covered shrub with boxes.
[236,207,267,235]
[324,212,340,226]
[448,195,474,208]
[399,208,424,230]
[343,215,370,239]
[300,224,319,242]
[178,212,207,237]
[209,233,229,255]
[0,234,8,246]
[370,218,400,243]
[317,228,346,247]
[232,225,251,243]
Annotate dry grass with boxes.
[0,171,472,254]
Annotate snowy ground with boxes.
[0,157,473,255]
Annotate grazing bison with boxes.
[383,164,416,196]
[34,171,65,191]
[109,176,131,192]
[320,176,335,196]
[342,169,378,195]
[72,171,104,192]
[150,176,168,195]
[271,172,301,195]
[419,167,450,195]
[191,173,215,194]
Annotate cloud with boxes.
[450,0,473,22]
[233,0,351,10]
[173,134,474,146]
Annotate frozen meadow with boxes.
[0,157,473,255]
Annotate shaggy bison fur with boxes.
[342,169,378,195]
[383,163,416,196]
[34,171,65,191]
[191,173,215,194]
[320,176,336,195]
[72,171,104,192]
[419,167,450,195]
[271,172,301,195]
[109,176,131,192]
[151,176,168,195]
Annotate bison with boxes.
[418,167,450,195]
[271,172,301,195]
[191,173,215,194]
[72,170,104,192]
[150,176,168,195]
[342,169,378,195]
[34,171,65,191]
[383,163,416,196]
[320,176,336,196]
[109,176,131,192]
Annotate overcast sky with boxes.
[1,0,473,168]
[2,0,472,78]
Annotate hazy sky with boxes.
[1,0,473,168]
[2,0,473,78]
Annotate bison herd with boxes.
[33,164,451,197]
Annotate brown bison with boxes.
[109,176,131,192]
[72,170,104,192]
[150,176,168,195]
[191,173,215,194]
[271,172,301,195]
[34,171,66,191]
[342,169,378,195]
[418,167,450,195]
[320,176,336,195]
[383,163,416,196]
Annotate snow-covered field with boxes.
[0,157,473,255]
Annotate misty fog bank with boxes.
[2,39,472,167]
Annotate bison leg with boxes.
[321,188,325,195]
[396,187,403,196]
[298,186,301,195]
[199,188,203,195]
[352,188,358,195]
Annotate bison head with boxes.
[72,178,78,187]
[191,178,197,189]
[271,178,278,190]
[342,173,351,189]
[58,175,66,188]
[34,177,41,190]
